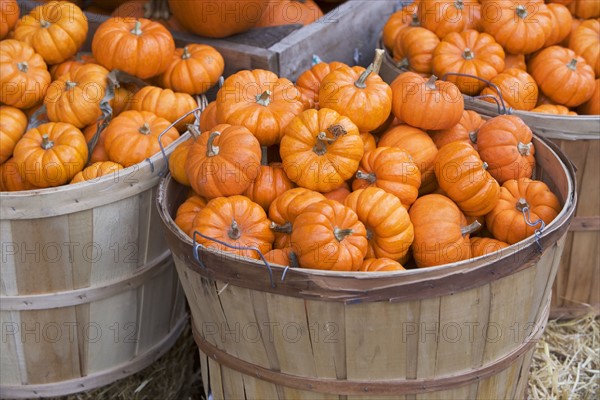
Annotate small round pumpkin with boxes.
[70,161,124,184]
[390,72,464,131]
[0,157,40,191]
[428,109,482,150]
[255,0,323,27]
[360,258,405,272]
[420,0,481,39]
[569,18,600,78]
[92,17,175,79]
[544,3,573,47]
[244,162,296,212]
[378,123,439,194]
[577,79,599,115]
[528,45,595,107]
[352,147,421,209]
[432,29,505,96]
[127,86,197,132]
[14,1,88,64]
[485,178,561,244]
[479,68,539,111]
[503,54,526,71]
[199,100,219,132]
[268,187,326,249]
[279,108,363,192]
[185,124,261,199]
[48,53,96,81]
[382,3,420,50]
[44,63,109,129]
[409,194,476,268]
[168,125,202,187]
[476,115,536,184]
[264,248,294,266]
[103,110,179,167]
[0,39,51,109]
[360,131,377,154]
[12,122,88,188]
[434,141,500,216]
[291,199,368,271]
[295,61,348,108]
[319,50,392,132]
[470,237,509,258]
[0,105,28,163]
[216,69,306,146]
[191,195,275,260]
[157,44,224,95]
[531,104,577,115]
[392,26,440,75]
[568,0,600,19]
[345,187,414,262]
[0,0,20,39]
[174,194,207,237]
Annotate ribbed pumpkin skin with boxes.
[360,258,405,272]
[255,0,323,27]
[0,157,40,191]
[0,0,19,40]
[291,200,368,271]
[544,3,573,47]
[127,86,197,132]
[531,104,577,115]
[191,195,274,260]
[577,79,599,115]
[175,195,207,237]
[382,4,420,50]
[409,194,472,268]
[568,18,600,78]
[420,0,481,39]
[393,26,440,75]
[345,187,414,262]
[0,105,28,163]
[470,237,509,258]
[244,163,295,212]
[485,178,561,244]
[479,68,539,111]
[0,39,51,109]
[429,110,482,150]
[92,17,175,79]
[199,101,219,132]
[295,61,348,109]
[70,161,123,184]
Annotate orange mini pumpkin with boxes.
[103,110,179,167]
[280,108,363,192]
[175,194,207,237]
[345,187,414,262]
[486,178,561,244]
[577,79,599,115]
[477,115,536,184]
[382,3,420,50]
[544,3,573,47]
[479,68,539,111]
[244,162,296,212]
[295,61,348,108]
[185,124,261,199]
[470,237,509,258]
[393,26,440,75]
[291,199,368,271]
[127,86,197,133]
[568,18,600,78]
[199,101,219,132]
[12,122,88,188]
[0,105,28,163]
[0,157,40,191]
[0,0,19,40]
[531,104,577,115]
[70,161,124,184]
[191,195,274,260]
[168,125,202,187]
[360,258,405,272]
[429,109,482,150]
[420,0,481,39]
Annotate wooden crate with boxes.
[157,134,577,399]
[18,0,398,81]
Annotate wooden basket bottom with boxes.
[0,316,187,399]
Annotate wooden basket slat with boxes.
[250,290,283,372]
[0,221,17,296]
[220,365,247,400]
[0,311,25,385]
[208,357,225,400]
[75,303,90,378]
[67,210,94,290]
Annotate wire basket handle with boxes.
[440,72,512,115]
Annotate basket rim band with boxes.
[192,298,550,396]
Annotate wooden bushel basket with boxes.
[0,134,189,398]
[379,39,599,320]
[157,134,576,399]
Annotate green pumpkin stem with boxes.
[206,131,221,157]
[515,4,528,19]
[334,227,354,242]
[355,49,385,88]
[256,90,272,106]
[356,170,376,184]
[138,123,151,135]
[516,197,529,212]
[461,220,482,236]
[567,59,578,71]
[270,221,292,234]
[518,142,532,156]
[463,48,475,60]
[41,134,54,150]
[131,20,143,36]
[228,220,241,240]
[182,46,191,60]
[17,62,28,73]
[425,75,438,91]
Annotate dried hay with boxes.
[37,315,598,400]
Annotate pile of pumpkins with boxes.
[382,0,599,115]
[0,0,224,190]
[168,49,562,272]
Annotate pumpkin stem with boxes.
[206,131,221,157]
[516,197,529,212]
[482,161,489,170]
[256,90,272,106]
[518,142,532,156]
[270,221,292,234]
[228,220,241,240]
[313,125,347,155]
[410,13,419,26]
[515,4,528,19]
[425,75,438,91]
[131,20,143,36]
[41,134,54,150]
[463,48,475,60]
[356,170,376,184]
[288,250,300,269]
[469,130,478,144]
[17,62,29,73]
[396,58,410,70]
[187,124,201,140]
[138,123,151,135]
[366,228,373,241]
[182,46,191,60]
[334,227,354,242]
[461,220,482,236]
[65,81,77,90]
[567,59,578,71]
[40,19,51,28]
[355,49,384,88]
[455,0,464,10]
[261,146,268,166]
